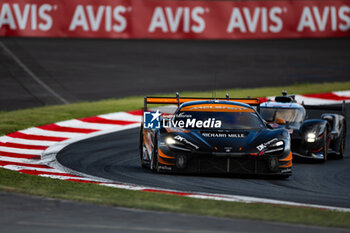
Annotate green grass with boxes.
[1,81,350,228]
[1,168,350,228]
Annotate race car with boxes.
[139,94,292,177]
[259,92,346,161]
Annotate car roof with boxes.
[260,101,304,109]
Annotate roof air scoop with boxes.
[275,91,296,103]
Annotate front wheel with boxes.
[139,126,148,168]
[151,146,159,172]
[338,134,345,159]
[322,129,330,162]
[150,135,159,173]
[140,143,148,169]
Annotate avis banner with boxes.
[0,0,349,39]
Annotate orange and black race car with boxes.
[139,94,292,178]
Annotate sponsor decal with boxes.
[144,110,222,129]
[202,133,246,138]
[188,105,248,111]
[256,144,266,151]
[176,112,193,118]
[180,104,255,112]
[69,5,129,33]
[158,165,172,171]
[0,1,349,39]
[163,117,222,129]
[174,135,199,149]
[256,138,279,151]
[148,6,208,34]
[0,3,57,31]
[144,110,161,129]
[281,168,292,173]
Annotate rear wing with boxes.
[144,93,261,112]
[303,100,346,116]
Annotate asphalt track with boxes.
[57,104,350,209]
[1,37,350,110]
[3,192,350,233]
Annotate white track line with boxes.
[41,123,142,183]
[0,156,41,164]
[0,146,44,155]
[19,127,86,138]
[186,194,350,212]
[36,174,79,179]
[38,174,101,181]
[55,119,123,130]
[294,95,344,105]
[333,90,350,97]
[0,136,56,146]
[4,165,61,173]
[267,95,346,105]
[99,112,142,122]
[100,183,145,191]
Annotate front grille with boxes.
[185,156,270,174]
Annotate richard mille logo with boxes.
[201,133,246,138]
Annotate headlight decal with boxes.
[256,138,284,154]
[165,135,199,150]
[174,135,200,150]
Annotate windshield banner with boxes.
[0,0,349,39]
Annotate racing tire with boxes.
[141,144,149,169]
[338,134,345,159]
[139,125,143,159]
[139,126,148,168]
[150,135,159,173]
[322,129,330,162]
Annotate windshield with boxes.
[174,111,265,130]
[260,107,305,126]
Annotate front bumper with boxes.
[158,147,292,176]
[292,151,324,160]
[291,132,325,160]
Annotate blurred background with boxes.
[1,0,349,110]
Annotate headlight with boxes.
[263,140,285,154]
[271,140,284,147]
[306,132,316,143]
[166,137,176,145]
[165,135,199,150]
